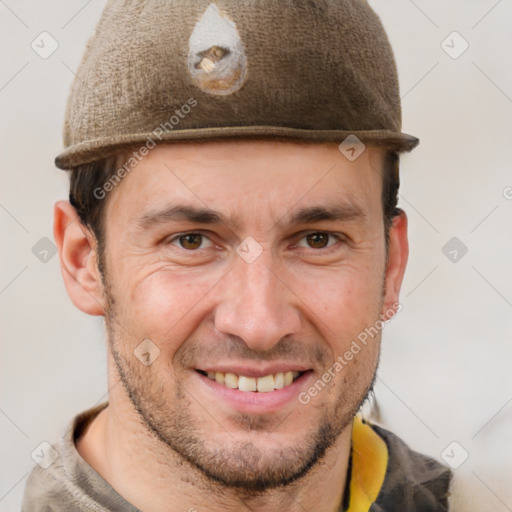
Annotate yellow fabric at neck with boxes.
[346,416,388,511]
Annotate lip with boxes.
[196,369,314,414]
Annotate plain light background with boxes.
[1,1,511,511]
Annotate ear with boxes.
[381,209,409,320]
[53,200,105,316]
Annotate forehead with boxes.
[105,140,385,225]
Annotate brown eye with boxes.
[295,232,341,252]
[167,231,216,255]
[177,233,204,250]
[305,232,330,249]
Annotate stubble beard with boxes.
[102,278,379,494]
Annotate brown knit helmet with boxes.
[55,0,418,170]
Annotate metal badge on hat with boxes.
[188,3,248,95]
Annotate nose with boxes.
[214,248,301,352]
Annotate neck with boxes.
[77,375,353,512]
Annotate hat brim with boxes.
[55,126,419,170]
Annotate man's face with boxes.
[98,140,400,491]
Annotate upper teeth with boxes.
[205,371,300,392]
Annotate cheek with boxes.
[338,335,381,381]
[113,267,223,348]
[294,263,384,347]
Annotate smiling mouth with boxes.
[196,370,305,392]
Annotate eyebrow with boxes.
[137,201,366,230]
[287,203,366,225]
